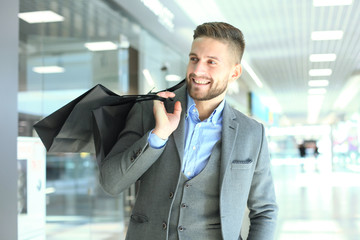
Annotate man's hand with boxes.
[152,91,182,140]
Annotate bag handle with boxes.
[123,79,186,103]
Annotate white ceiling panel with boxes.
[19,0,360,125]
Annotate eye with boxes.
[208,60,216,65]
[190,57,198,62]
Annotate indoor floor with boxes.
[45,155,360,240]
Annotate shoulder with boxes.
[225,103,263,129]
[224,103,265,140]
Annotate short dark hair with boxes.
[193,22,245,63]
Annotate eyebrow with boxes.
[189,52,221,61]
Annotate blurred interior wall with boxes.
[0,0,19,239]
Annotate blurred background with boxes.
[4,0,360,239]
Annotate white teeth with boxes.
[194,79,209,84]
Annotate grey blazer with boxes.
[100,84,278,240]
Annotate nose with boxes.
[193,61,207,75]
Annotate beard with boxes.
[187,73,228,101]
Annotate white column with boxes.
[0,0,19,239]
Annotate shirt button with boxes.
[162,222,167,230]
[185,184,190,188]
[169,192,174,199]
[181,203,187,208]
[193,146,196,150]
[178,226,185,231]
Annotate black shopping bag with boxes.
[33,80,185,165]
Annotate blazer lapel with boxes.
[165,84,187,161]
[220,103,239,189]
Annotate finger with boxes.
[153,99,165,114]
[173,101,182,117]
[154,98,170,121]
[157,91,175,99]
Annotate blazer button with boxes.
[135,148,142,156]
[130,156,135,162]
[178,226,185,231]
[169,192,174,199]
[162,222,167,230]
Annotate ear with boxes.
[230,63,242,82]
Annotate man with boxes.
[100,22,278,240]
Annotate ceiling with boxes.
[169,0,360,126]
[19,0,360,126]
[104,0,360,125]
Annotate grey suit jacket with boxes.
[100,84,278,240]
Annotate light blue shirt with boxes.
[148,94,225,179]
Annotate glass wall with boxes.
[268,120,360,174]
[332,113,360,172]
[18,0,186,239]
[267,125,333,172]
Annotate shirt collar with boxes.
[186,93,225,125]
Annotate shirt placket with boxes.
[188,122,201,177]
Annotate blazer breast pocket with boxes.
[130,213,149,223]
[231,158,253,170]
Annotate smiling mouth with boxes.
[192,78,210,85]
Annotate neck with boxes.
[194,96,224,121]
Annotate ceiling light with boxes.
[309,54,336,62]
[241,60,263,88]
[309,69,332,76]
[165,74,182,82]
[308,80,329,87]
[313,0,352,6]
[141,0,175,32]
[84,41,118,51]
[32,66,65,74]
[311,31,343,40]
[18,11,64,23]
[142,69,155,87]
[308,88,327,94]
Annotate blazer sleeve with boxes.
[99,101,165,196]
[246,124,278,240]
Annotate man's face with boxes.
[186,37,240,102]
